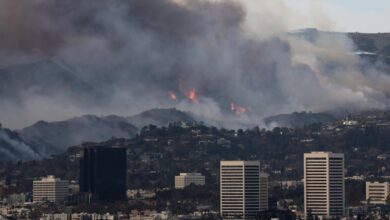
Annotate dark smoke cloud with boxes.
[0,0,389,129]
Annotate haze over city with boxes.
[1,1,390,219]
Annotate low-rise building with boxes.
[174,173,205,189]
[130,210,171,220]
[33,176,68,203]
[127,189,156,199]
[366,181,390,205]
[41,213,70,220]
[6,193,29,205]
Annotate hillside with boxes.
[263,111,337,128]
[127,108,196,128]
[4,110,390,208]
[2,29,390,160]
[16,108,194,159]
[293,29,390,66]
[0,125,41,161]
[349,32,390,54]
[19,115,139,157]
[349,32,390,66]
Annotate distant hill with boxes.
[16,108,194,159]
[0,125,41,161]
[16,108,337,160]
[19,115,139,157]
[349,32,390,66]
[263,111,337,128]
[127,108,195,128]
[349,32,390,54]
[293,29,390,66]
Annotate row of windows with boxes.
[368,186,388,188]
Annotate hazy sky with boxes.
[282,0,390,33]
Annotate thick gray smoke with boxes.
[0,129,41,161]
[0,0,389,129]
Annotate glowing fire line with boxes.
[168,91,178,101]
[230,102,248,116]
[186,88,198,103]
[168,86,248,116]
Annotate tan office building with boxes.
[33,175,69,203]
[174,173,205,189]
[366,181,390,205]
[304,152,345,219]
[220,161,266,219]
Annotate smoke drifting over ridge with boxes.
[0,0,389,129]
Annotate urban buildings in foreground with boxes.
[220,160,267,219]
[174,173,205,189]
[79,146,127,201]
[366,181,390,205]
[304,152,345,219]
[33,175,68,203]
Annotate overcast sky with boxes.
[281,0,390,33]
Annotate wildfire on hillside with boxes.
[230,102,248,116]
[168,91,178,101]
[186,88,198,103]
[167,86,249,116]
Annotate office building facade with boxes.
[79,146,127,201]
[175,173,205,189]
[220,160,265,219]
[366,181,390,205]
[304,152,345,219]
[33,175,68,203]
[259,172,269,211]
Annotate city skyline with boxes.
[1,0,390,219]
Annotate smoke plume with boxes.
[0,128,41,161]
[0,0,389,129]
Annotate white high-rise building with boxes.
[304,152,345,219]
[366,181,390,205]
[33,175,69,203]
[220,161,266,219]
[174,173,205,189]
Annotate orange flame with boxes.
[186,88,198,103]
[168,91,177,101]
[230,103,248,116]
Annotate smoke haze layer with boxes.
[0,0,389,129]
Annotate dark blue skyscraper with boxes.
[79,146,127,201]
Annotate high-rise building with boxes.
[174,173,205,189]
[33,175,68,203]
[79,146,127,201]
[259,172,269,211]
[220,160,265,219]
[366,181,390,205]
[304,152,345,219]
